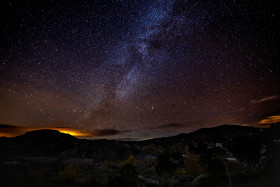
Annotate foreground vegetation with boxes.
[1,124,280,186]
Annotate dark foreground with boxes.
[1,124,280,187]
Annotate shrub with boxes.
[184,153,205,177]
[155,152,177,186]
[119,155,139,186]
[58,165,76,183]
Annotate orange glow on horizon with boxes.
[0,126,93,138]
[49,127,93,137]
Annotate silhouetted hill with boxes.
[0,129,77,158]
[134,125,261,153]
[62,124,265,161]
[1,124,280,186]
[16,129,76,141]
[0,124,277,161]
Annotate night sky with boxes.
[0,0,279,139]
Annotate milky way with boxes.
[0,0,279,139]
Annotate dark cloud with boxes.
[93,129,129,136]
[0,124,19,129]
[153,123,185,129]
[0,124,27,137]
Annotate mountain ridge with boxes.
[0,124,266,160]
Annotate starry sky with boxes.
[0,0,279,139]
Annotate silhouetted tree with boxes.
[184,152,205,177]
[230,136,261,173]
[155,152,176,187]
[120,155,139,186]
[58,165,76,183]
[108,156,139,187]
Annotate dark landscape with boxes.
[1,123,280,187]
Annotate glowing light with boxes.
[50,128,93,137]
[259,115,280,124]
[0,126,93,138]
